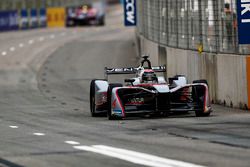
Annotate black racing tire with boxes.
[195,110,211,117]
[193,79,208,87]
[90,80,98,117]
[97,16,105,26]
[193,79,211,117]
[90,79,106,117]
[107,83,123,120]
[66,19,76,27]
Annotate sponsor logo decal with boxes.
[106,67,135,74]
[127,98,144,105]
[237,0,250,44]
[124,0,137,26]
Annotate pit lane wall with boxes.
[136,34,249,110]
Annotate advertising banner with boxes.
[20,9,29,29]
[123,0,137,26]
[39,8,47,27]
[0,11,19,31]
[30,9,38,28]
[237,0,250,44]
[47,8,65,27]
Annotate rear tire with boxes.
[98,16,105,26]
[107,83,123,120]
[193,79,208,87]
[193,79,211,117]
[90,79,107,117]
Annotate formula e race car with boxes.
[90,56,212,120]
[66,4,105,27]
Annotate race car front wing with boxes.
[110,83,211,118]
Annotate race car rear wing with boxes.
[105,65,166,75]
[105,67,136,75]
[152,66,166,73]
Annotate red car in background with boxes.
[66,4,105,27]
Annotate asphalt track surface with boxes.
[0,5,250,167]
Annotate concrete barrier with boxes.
[139,36,159,66]
[136,33,250,110]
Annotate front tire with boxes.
[107,83,123,120]
[195,109,211,117]
[90,80,98,117]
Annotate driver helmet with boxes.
[141,69,158,83]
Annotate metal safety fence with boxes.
[136,0,250,55]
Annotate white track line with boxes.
[1,51,7,56]
[65,141,80,145]
[39,37,44,41]
[19,43,24,48]
[28,40,34,44]
[50,34,55,39]
[10,47,15,52]
[9,126,19,129]
[33,133,45,136]
[74,145,206,167]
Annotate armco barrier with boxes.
[30,9,38,28]
[39,8,47,27]
[0,10,19,32]
[47,8,65,27]
[19,9,29,29]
